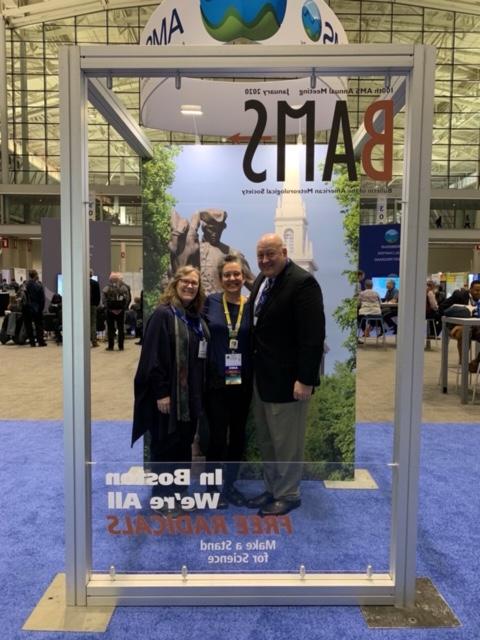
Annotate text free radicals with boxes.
[106,513,293,536]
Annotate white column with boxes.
[59,45,92,607]
[0,16,10,223]
[390,44,436,608]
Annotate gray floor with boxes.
[1,332,477,422]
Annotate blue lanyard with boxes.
[171,305,204,339]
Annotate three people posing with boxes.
[132,233,326,518]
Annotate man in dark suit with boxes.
[90,271,101,347]
[247,233,325,516]
[23,269,46,347]
[439,280,480,372]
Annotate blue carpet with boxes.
[0,419,479,639]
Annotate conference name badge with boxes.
[225,353,242,385]
[198,340,207,359]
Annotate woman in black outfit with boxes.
[131,266,208,517]
[203,253,253,508]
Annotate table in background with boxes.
[441,316,480,404]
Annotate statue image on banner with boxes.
[169,208,255,295]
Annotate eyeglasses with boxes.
[179,278,199,288]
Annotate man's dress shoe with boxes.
[258,498,301,517]
[245,491,273,509]
[224,485,246,507]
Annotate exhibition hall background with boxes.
[1,0,480,279]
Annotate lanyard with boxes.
[222,294,245,338]
[171,305,204,339]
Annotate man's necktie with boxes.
[254,278,273,317]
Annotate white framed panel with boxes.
[60,43,435,608]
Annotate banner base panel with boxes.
[87,572,396,606]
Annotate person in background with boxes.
[102,272,129,351]
[90,271,100,347]
[135,290,144,345]
[439,279,480,372]
[203,253,252,509]
[23,269,46,347]
[358,279,383,337]
[131,266,208,518]
[426,280,441,338]
[381,279,399,335]
[48,293,63,345]
[435,283,446,306]
[355,270,366,294]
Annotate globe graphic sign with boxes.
[200,0,288,41]
[302,0,322,42]
[385,228,400,244]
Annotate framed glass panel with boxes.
[455,33,480,48]
[449,145,479,161]
[139,6,156,27]
[431,144,449,161]
[47,140,61,155]
[424,9,454,31]
[46,124,60,140]
[360,31,391,44]
[423,32,453,47]
[329,0,361,13]
[453,65,480,81]
[392,32,422,44]
[108,27,140,44]
[109,8,140,27]
[451,129,479,145]
[76,12,107,26]
[392,12,422,27]
[92,461,392,574]
[435,64,453,80]
[455,14,480,32]
[76,27,107,43]
[43,20,75,42]
[455,50,480,66]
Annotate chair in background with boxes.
[359,315,386,348]
[425,318,438,351]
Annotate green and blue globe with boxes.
[302,0,321,42]
[200,0,287,42]
[385,229,400,244]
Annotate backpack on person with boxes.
[15,284,29,312]
[104,283,128,311]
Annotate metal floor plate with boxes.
[361,577,461,628]
[23,573,114,632]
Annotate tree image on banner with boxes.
[304,164,359,478]
[142,145,180,316]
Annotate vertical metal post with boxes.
[390,44,435,607]
[59,46,92,606]
[0,14,10,223]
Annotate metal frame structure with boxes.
[59,43,435,608]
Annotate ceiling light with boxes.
[180,105,203,116]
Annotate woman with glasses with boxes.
[131,266,208,517]
[203,253,253,508]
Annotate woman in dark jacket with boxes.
[131,266,208,516]
[203,253,252,508]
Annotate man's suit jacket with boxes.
[250,260,325,403]
[439,288,470,315]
